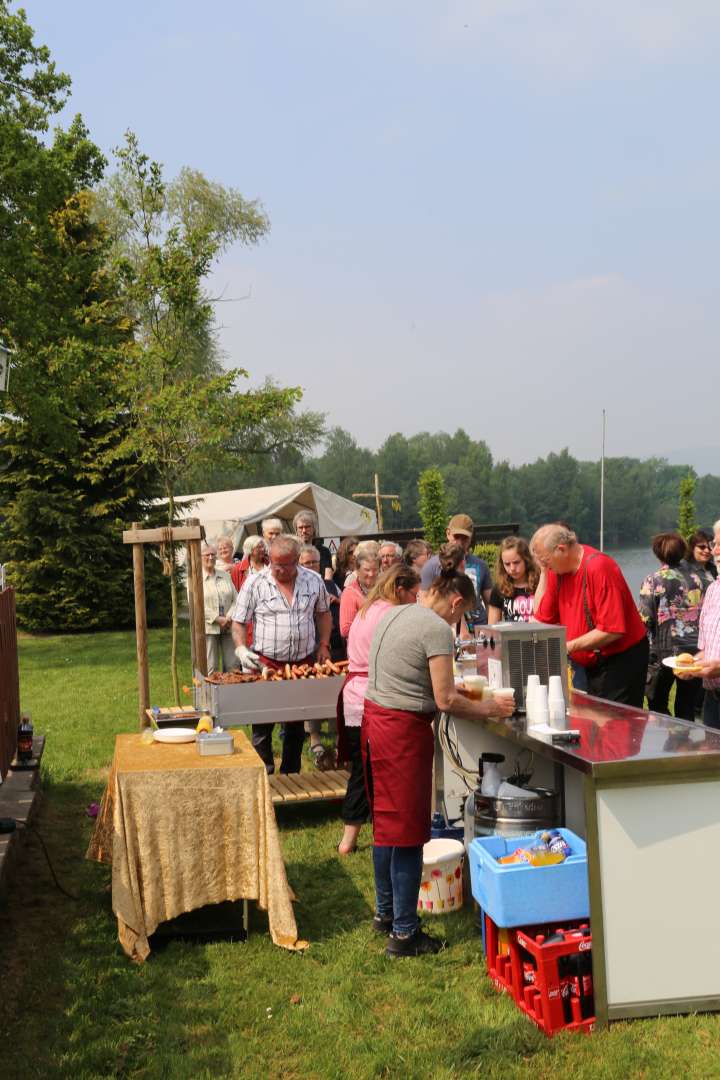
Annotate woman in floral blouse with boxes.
[638,532,705,720]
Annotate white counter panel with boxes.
[597,781,720,1007]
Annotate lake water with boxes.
[607,546,657,597]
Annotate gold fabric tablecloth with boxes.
[87,731,305,960]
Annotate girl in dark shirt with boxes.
[488,536,540,625]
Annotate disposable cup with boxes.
[463,675,488,700]
[493,687,515,702]
[548,675,565,701]
[525,674,541,718]
[493,687,516,710]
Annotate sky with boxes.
[26,1,720,470]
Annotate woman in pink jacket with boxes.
[336,564,421,855]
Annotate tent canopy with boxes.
[174,482,377,550]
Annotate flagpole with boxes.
[600,409,606,553]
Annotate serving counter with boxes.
[442,692,720,1027]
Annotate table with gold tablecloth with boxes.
[87,731,305,961]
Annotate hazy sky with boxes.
[28,1,720,469]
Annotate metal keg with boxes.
[473,788,561,838]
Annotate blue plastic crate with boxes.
[468,829,589,928]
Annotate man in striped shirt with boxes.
[230,535,331,773]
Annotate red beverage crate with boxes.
[484,913,596,1037]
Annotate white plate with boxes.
[662,657,702,674]
[152,727,197,744]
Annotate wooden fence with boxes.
[0,587,20,779]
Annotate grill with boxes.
[194,671,344,727]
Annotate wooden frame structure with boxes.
[123,518,207,728]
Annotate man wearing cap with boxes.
[420,513,492,626]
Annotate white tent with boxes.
[174,482,377,551]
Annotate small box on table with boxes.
[196,731,235,756]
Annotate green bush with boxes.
[473,542,499,571]
[418,467,448,550]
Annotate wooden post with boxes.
[123,520,205,721]
[352,474,399,533]
[131,523,150,728]
[186,519,207,677]
[374,472,383,531]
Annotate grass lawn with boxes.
[1,629,718,1079]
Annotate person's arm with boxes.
[428,654,515,720]
[566,629,622,654]
[533,568,559,623]
[229,578,255,644]
[315,611,332,662]
[533,568,549,610]
[488,605,503,626]
[339,588,358,637]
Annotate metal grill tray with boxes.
[194,672,345,727]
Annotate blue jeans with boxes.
[373,844,424,937]
[703,690,720,729]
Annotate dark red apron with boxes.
[335,671,367,767]
[361,698,435,847]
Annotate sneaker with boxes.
[372,915,393,935]
[385,928,446,957]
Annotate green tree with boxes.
[678,471,698,541]
[0,9,169,630]
[418,467,448,550]
[98,134,321,700]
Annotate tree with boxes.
[98,134,322,700]
[0,9,169,630]
[418,468,448,550]
[678,471,698,541]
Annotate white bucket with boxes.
[417,838,465,915]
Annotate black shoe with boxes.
[372,915,393,935]
[385,928,446,957]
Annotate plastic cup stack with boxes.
[525,674,541,720]
[534,683,549,725]
[548,675,566,730]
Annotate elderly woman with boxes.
[638,532,705,720]
[336,564,421,854]
[214,535,237,573]
[200,543,238,674]
[293,509,333,579]
[363,544,514,957]
[378,540,403,572]
[340,544,380,636]
[344,539,379,588]
[230,535,268,592]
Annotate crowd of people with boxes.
[196,508,720,956]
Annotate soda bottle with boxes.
[17,713,33,763]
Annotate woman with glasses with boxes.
[685,530,717,585]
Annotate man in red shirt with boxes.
[531,523,649,707]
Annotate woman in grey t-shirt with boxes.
[363,544,514,959]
